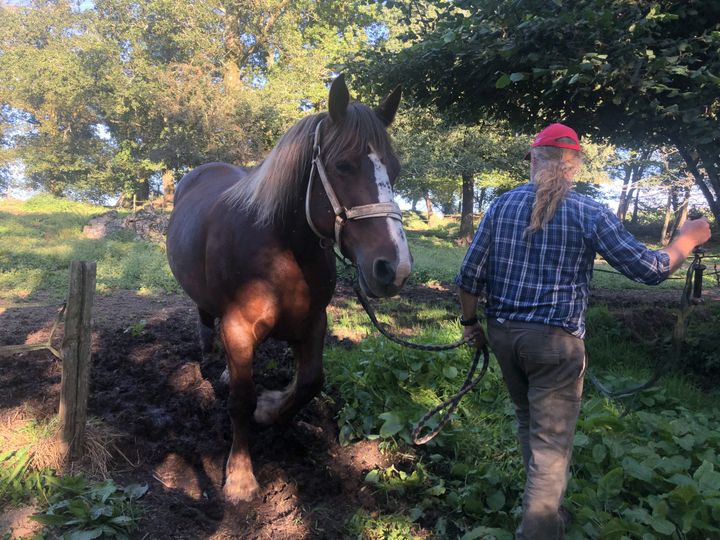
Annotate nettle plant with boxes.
[329,338,720,538]
[567,393,720,539]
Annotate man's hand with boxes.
[463,322,486,350]
[664,217,712,273]
[678,217,712,245]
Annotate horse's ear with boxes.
[375,85,402,126]
[328,74,350,123]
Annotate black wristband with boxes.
[460,316,479,326]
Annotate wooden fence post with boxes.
[59,261,96,461]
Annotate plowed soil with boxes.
[0,288,399,539]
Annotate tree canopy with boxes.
[354,0,720,219]
[0,0,388,200]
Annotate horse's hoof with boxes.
[253,390,286,426]
[223,475,260,504]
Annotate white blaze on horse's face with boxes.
[367,150,412,287]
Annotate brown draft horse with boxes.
[166,75,412,503]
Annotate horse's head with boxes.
[306,74,412,298]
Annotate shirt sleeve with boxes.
[591,207,670,285]
[455,205,494,295]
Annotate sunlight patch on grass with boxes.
[0,195,178,298]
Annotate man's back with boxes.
[458,183,670,337]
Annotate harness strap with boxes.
[304,118,404,252]
[345,202,402,221]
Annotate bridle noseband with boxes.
[304,119,403,253]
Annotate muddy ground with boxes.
[0,282,710,539]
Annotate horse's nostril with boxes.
[373,259,396,287]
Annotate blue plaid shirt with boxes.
[456,183,670,338]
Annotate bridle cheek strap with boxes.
[305,120,403,253]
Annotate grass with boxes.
[0,194,177,302]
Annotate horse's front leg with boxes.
[254,311,326,426]
[220,315,261,503]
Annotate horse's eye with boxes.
[335,160,354,174]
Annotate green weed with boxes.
[1,449,146,539]
[31,477,147,539]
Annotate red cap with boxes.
[525,123,582,160]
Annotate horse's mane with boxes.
[223,103,395,227]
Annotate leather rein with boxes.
[304,119,403,251]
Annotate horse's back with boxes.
[174,162,248,205]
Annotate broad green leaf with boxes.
[109,515,134,525]
[486,489,505,511]
[597,467,623,499]
[623,507,651,525]
[669,483,699,505]
[460,526,512,540]
[426,483,446,497]
[443,365,458,379]
[667,474,694,487]
[338,424,355,446]
[123,483,148,500]
[30,513,69,526]
[365,470,380,484]
[592,444,607,463]
[601,517,643,535]
[89,504,113,520]
[649,516,675,534]
[573,432,590,448]
[378,412,404,438]
[66,530,103,540]
[698,469,720,494]
[495,74,511,89]
[622,457,655,483]
[673,434,695,451]
[451,463,470,478]
[657,455,690,475]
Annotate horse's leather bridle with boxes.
[304,119,403,253]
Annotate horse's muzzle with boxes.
[359,257,410,298]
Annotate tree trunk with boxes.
[458,172,475,243]
[424,192,433,222]
[660,190,673,246]
[617,166,632,220]
[673,186,691,233]
[475,187,487,213]
[134,180,150,203]
[162,169,175,206]
[441,201,455,215]
[674,141,720,223]
[631,187,640,224]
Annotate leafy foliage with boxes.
[325,330,720,537]
[356,0,720,219]
[0,450,147,539]
[0,0,393,200]
[31,478,147,539]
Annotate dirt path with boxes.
[1,290,393,539]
